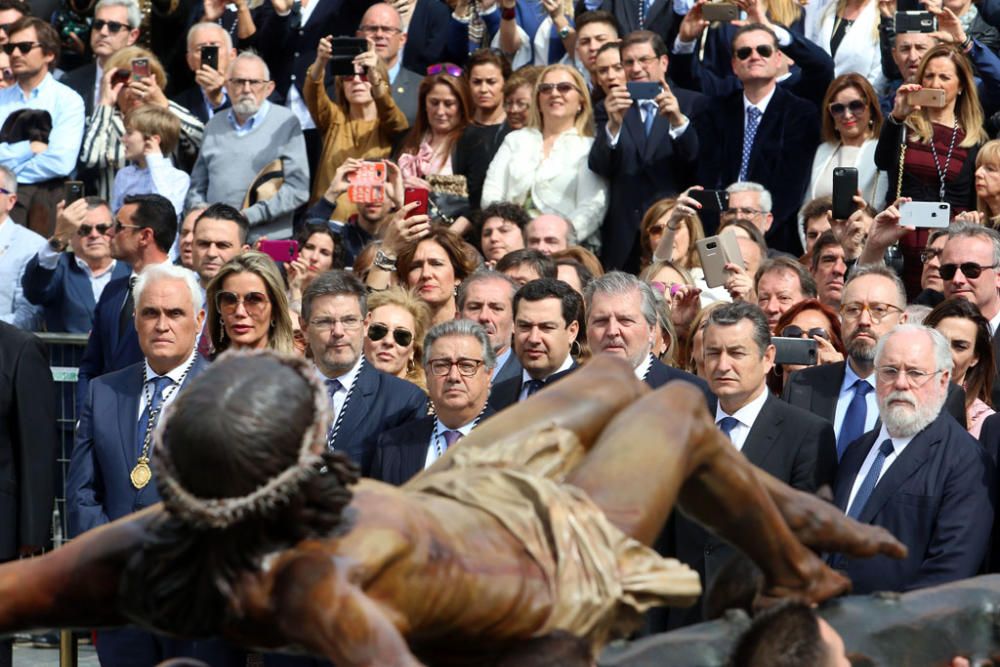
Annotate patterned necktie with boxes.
[442,430,462,450]
[717,416,740,441]
[838,379,873,460]
[638,0,653,27]
[325,378,342,439]
[846,439,895,520]
[642,100,657,136]
[136,376,172,455]
[739,106,762,181]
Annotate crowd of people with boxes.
[1,0,1000,662]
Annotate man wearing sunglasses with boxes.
[22,195,129,333]
[0,17,84,237]
[61,0,140,117]
[371,319,495,485]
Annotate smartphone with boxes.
[773,337,818,366]
[900,201,951,228]
[64,180,84,204]
[689,189,729,213]
[347,161,387,205]
[832,167,858,220]
[697,230,743,288]
[258,239,299,264]
[131,57,150,81]
[701,2,740,21]
[908,88,946,108]
[330,37,368,76]
[404,187,429,219]
[625,81,662,100]
[895,10,937,32]
[200,44,219,71]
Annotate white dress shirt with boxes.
[137,347,198,420]
[325,354,364,426]
[36,243,118,303]
[424,417,476,469]
[742,85,776,134]
[633,353,653,381]
[833,363,879,440]
[0,216,45,329]
[517,353,573,401]
[714,385,769,452]
[845,425,913,511]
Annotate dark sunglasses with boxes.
[734,44,774,60]
[367,322,413,347]
[77,223,112,237]
[538,81,579,96]
[3,42,41,55]
[919,247,942,264]
[92,19,130,33]
[216,290,269,314]
[829,100,867,116]
[427,62,463,77]
[939,262,1000,280]
[0,23,13,33]
[781,325,830,340]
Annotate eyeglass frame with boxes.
[537,81,581,96]
[839,301,903,323]
[721,206,765,218]
[308,315,364,332]
[227,77,270,90]
[357,24,402,35]
[77,223,113,237]
[734,44,775,60]
[828,99,868,117]
[216,290,271,315]
[426,357,485,377]
[3,42,42,55]
[938,262,1000,281]
[780,325,830,340]
[875,366,943,387]
[92,19,131,33]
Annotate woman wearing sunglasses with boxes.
[806,74,887,205]
[363,286,431,391]
[771,299,844,394]
[481,64,608,252]
[205,252,295,356]
[924,298,996,438]
[305,37,407,215]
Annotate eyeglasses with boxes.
[650,281,683,296]
[734,44,774,60]
[503,99,529,112]
[217,291,270,315]
[939,262,999,280]
[427,63,463,77]
[92,19,130,33]
[3,42,41,55]
[358,24,402,35]
[427,357,485,377]
[0,23,13,33]
[538,82,580,96]
[308,316,363,332]
[722,206,764,218]
[829,100,867,116]
[876,366,942,387]
[780,325,830,340]
[113,220,141,232]
[367,322,413,347]
[77,223,112,237]
[919,247,942,264]
[227,78,268,89]
[840,301,902,322]
[622,55,659,68]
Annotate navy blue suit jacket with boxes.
[645,357,716,410]
[831,412,995,594]
[76,275,143,414]
[370,406,497,486]
[590,86,705,272]
[66,355,209,538]
[488,360,578,413]
[329,361,428,476]
[21,254,131,334]
[491,350,523,388]
[401,0,470,75]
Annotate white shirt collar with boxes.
[714,383,769,427]
[633,353,653,380]
[433,415,478,437]
[743,85,777,116]
[327,353,364,387]
[989,309,1000,336]
[143,346,198,383]
[520,352,573,384]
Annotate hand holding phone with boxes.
[200,45,219,71]
[831,167,858,220]
[131,58,151,81]
[403,187,429,218]
[907,88,946,108]
[348,161,387,205]
[258,239,299,264]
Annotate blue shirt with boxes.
[0,216,45,329]
[0,73,85,183]
[227,100,271,137]
[111,153,191,217]
[834,363,879,439]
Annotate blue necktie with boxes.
[524,379,544,397]
[718,416,740,441]
[739,106,762,181]
[642,100,657,137]
[838,379,873,459]
[846,439,895,520]
[136,376,172,455]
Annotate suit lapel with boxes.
[748,90,783,172]
[116,365,144,471]
[623,105,646,154]
[741,394,781,466]
[858,424,937,524]
[333,361,377,452]
[833,431,877,510]
[401,418,436,482]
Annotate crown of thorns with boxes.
[153,351,331,530]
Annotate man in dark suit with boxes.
[372,319,495,486]
[599,0,674,43]
[170,22,235,124]
[489,278,580,412]
[0,322,57,667]
[666,301,837,629]
[22,196,131,333]
[300,270,427,476]
[590,30,704,272]
[692,22,823,254]
[358,3,423,126]
[457,269,522,387]
[784,265,969,457]
[76,194,177,412]
[831,324,994,594]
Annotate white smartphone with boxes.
[900,201,951,228]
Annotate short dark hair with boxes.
[294,223,346,270]
[755,257,817,298]
[302,270,367,322]
[0,0,30,15]
[730,601,830,667]
[83,195,111,212]
[705,301,772,356]
[800,196,832,224]
[513,278,582,327]
[730,22,779,52]
[9,17,59,66]
[495,248,557,279]
[195,203,250,245]
[621,29,667,58]
[467,47,512,80]
[477,201,531,231]
[554,257,594,291]
[122,193,177,253]
[596,40,622,58]
[809,231,844,272]
[574,10,619,36]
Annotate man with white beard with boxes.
[830,324,994,595]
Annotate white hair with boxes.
[187,21,233,52]
[227,50,270,80]
[726,181,773,214]
[874,324,952,438]
[0,166,16,194]
[94,0,142,29]
[133,263,205,316]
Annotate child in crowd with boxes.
[111,106,190,217]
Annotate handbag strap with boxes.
[895,123,907,201]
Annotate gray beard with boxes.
[878,388,945,438]
[847,338,875,364]
[232,98,260,117]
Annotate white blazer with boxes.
[806,138,888,205]
[808,0,886,94]
[482,127,609,249]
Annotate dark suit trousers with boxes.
[10,179,64,237]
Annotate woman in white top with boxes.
[808,0,885,91]
[806,73,888,206]
[481,64,608,251]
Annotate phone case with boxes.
[404,188,429,218]
[690,189,729,213]
[258,240,299,264]
[832,167,858,220]
[697,236,734,288]
[772,338,818,366]
[900,201,951,228]
[908,89,946,108]
[347,162,387,204]
[625,82,662,100]
[701,3,740,21]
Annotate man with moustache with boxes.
[830,324,994,594]
[784,265,967,459]
[457,269,520,385]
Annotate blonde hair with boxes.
[528,64,594,138]
[907,44,987,148]
[106,46,167,90]
[765,0,803,27]
[977,139,1000,225]
[125,105,181,154]
[367,286,432,391]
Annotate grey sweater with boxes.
[186,103,309,239]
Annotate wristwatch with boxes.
[374,249,397,272]
[48,236,67,252]
[559,25,571,39]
